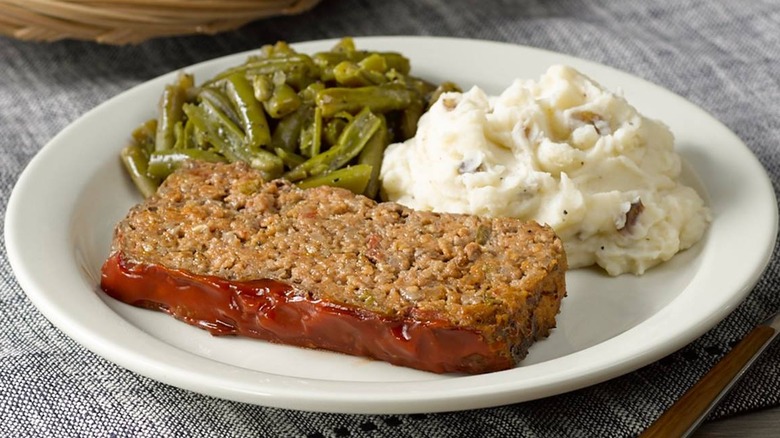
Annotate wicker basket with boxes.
[0,0,321,45]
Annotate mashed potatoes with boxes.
[380,65,711,276]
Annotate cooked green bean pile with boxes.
[121,37,460,199]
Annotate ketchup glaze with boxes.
[100,253,512,374]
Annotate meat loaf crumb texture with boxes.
[101,161,567,374]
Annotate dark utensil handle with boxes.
[640,325,777,438]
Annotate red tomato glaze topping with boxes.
[100,253,512,374]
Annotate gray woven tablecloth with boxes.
[2,0,779,436]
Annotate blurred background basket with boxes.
[0,0,321,45]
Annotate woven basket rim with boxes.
[0,0,321,44]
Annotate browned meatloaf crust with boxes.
[100,161,567,374]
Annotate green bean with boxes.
[155,74,192,151]
[383,111,402,143]
[333,61,387,87]
[248,150,284,180]
[296,107,315,158]
[274,147,307,168]
[204,55,319,89]
[331,37,356,53]
[147,149,227,180]
[296,164,372,194]
[185,102,283,180]
[178,118,197,150]
[191,120,209,150]
[264,82,302,119]
[299,81,325,105]
[312,106,323,155]
[285,107,381,181]
[255,41,296,59]
[392,74,437,98]
[358,53,388,73]
[120,143,158,198]
[262,68,317,91]
[399,99,424,140]
[198,87,240,127]
[196,101,246,159]
[225,73,271,151]
[184,103,245,160]
[131,119,157,154]
[375,52,410,75]
[252,75,273,102]
[313,51,410,76]
[205,55,313,80]
[172,121,185,149]
[357,115,388,199]
[315,83,419,117]
[323,117,348,147]
[271,106,308,152]
[178,73,195,91]
[299,106,322,158]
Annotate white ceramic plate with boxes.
[6,37,777,414]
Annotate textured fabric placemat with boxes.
[1,0,779,436]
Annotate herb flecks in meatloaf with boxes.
[102,161,567,374]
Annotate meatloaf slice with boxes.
[101,161,567,374]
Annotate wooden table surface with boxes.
[695,405,780,437]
